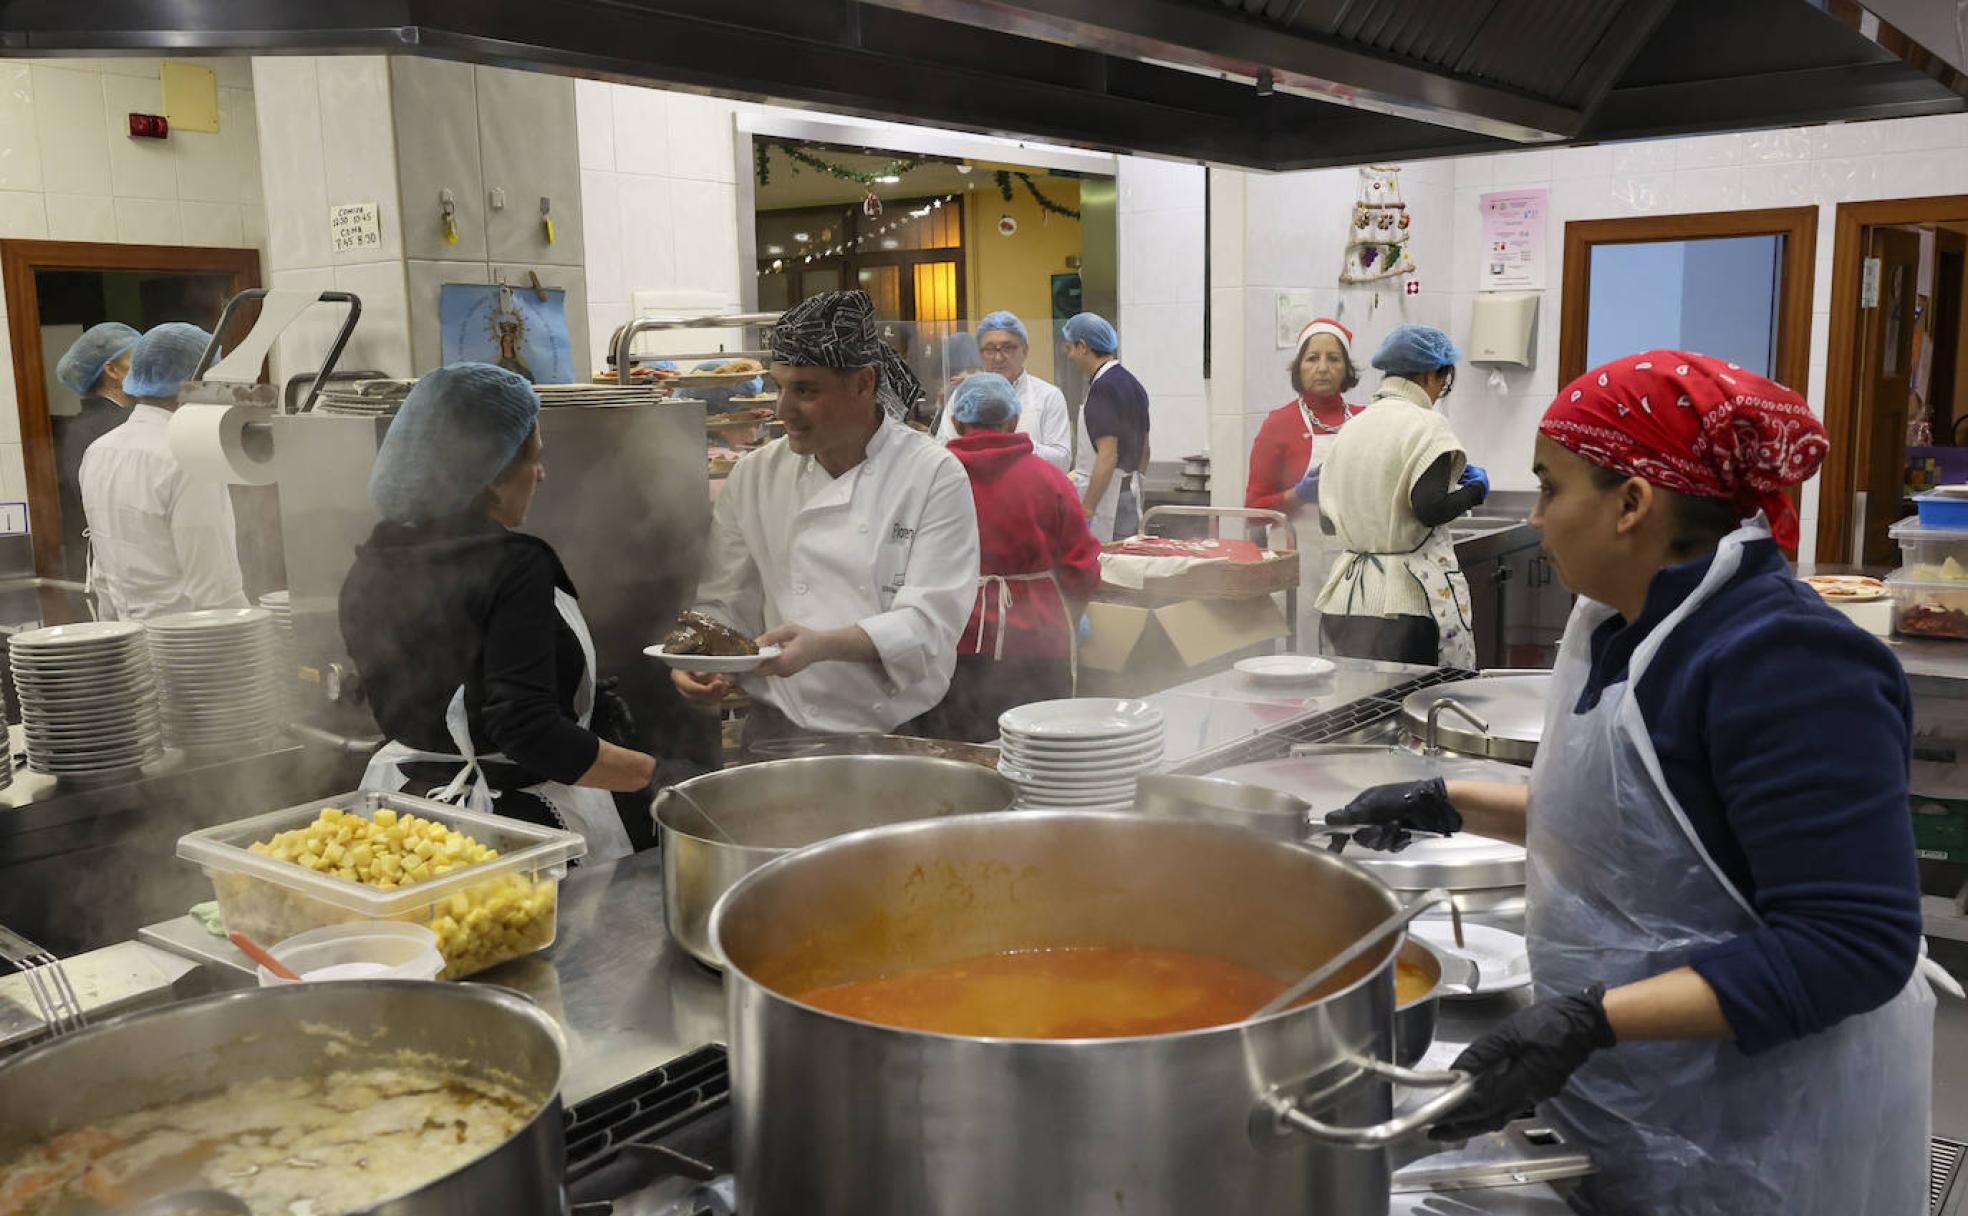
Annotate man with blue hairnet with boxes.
[78,322,246,620]
[914,373,1102,741]
[677,290,980,750]
[1061,311,1150,540]
[1314,323,1487,666]
[934,311,1071,470]
[51,322,141,580]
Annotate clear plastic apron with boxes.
[362,587,633,862]
[970,569,1076,695]
[1526,516,1932,1216]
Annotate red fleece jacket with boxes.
[947,431,1103,657]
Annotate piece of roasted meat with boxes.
[664,610,759,656]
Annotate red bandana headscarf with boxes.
[1538,351,1828,548]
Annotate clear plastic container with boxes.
[256,920,446,987]
[180,791,586,978]
[1887,571,1968,641]
[1889,517,1968,580]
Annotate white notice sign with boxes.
[0,502,29,536]
[1479,189,1548,290]
[329,203,382,254]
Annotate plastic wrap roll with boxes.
[167,404,278,485]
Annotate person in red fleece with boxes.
[913,372,1103,743]
[1244,317,1365,515]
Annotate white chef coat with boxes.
[79,403,247,621]
[692,415,981,733]
[936,371,1072,471]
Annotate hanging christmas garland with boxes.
[757,141,925,187]
[754,143,771,188]
[992,169,1080,221]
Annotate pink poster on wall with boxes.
[1480,188,1548,290]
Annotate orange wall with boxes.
[963,175,1083,384]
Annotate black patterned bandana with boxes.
[771,290,923,419]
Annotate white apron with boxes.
[1526,517,1932,1216]
[1329,525,1475,669]
[970,569,1076,695]
[1074,409,1138,543]
[361,587,633,862]
[1293,400,1348,650]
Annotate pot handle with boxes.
[1264,1056,1477,1149]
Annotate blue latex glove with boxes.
[1459,464,1490,495]
[1293,466,1322,504]
[1076,614,1092,643]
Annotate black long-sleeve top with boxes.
[339,513,600,788]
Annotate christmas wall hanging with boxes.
[1340,165,1416,284]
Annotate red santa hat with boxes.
[1295,317,1353,355]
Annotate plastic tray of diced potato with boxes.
[177,791,588,979]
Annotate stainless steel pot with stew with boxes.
[711,811,1474,1216]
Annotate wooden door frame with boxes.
[0,240,261,577]
[1558,207,1818,391]
[1818,197,1968,565]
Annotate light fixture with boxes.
[792,231,811,243]
[764,244,784,255]
[875,175,901,184]
[881,238,899,250]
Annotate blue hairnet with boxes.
[1062,312,1118,355]
[122,322,212,400]
[1371,324,1461,377]
[370,363,541,525]
[55,323,139,397]
[949,373,1021,427]
[944,331,981,374]
[689,359,764,412]
[976,311,1029,346]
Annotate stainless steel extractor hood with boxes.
[3,0,1963,169]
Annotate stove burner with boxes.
[564,1044,733,1214]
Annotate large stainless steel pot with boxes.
[1400,673,1551,765]
[711,811,1474,1216]
[653,754,1019,968]
[744,732,1000,768]
[0,981,565,1213]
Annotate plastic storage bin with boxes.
[1887,571,1968,641]
[1889,516,1968,578]
[180,791,586,978]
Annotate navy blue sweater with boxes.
[1576,537,1921,1055]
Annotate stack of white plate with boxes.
[257,590,301,718]
[996,698,1166,809]
[146,608,286,750]
[10,621,161,777]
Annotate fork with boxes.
[0,922,84,1038]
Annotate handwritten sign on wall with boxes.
[329,203,382,255]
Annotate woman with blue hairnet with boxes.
[1313,323,1488,666]
[934,312,1072,470]
[915,372,1102,742]
[340,363,659,860]
[78,322,248,620]
[1062,311,1150,540]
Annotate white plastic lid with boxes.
[1890,515,1968,541]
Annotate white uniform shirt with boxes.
[693,415,981,732]
[937,371,1072,471]
[79,404,247,621]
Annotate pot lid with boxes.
[1399,674,1551,764]
[1211,747,1526,891]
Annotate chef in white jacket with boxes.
[675,290,981,749]
[934,311,1071,471]
[79,322,247,621]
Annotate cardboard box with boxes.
[1078,596,1289,696]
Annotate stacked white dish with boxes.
[10,621,161,778]
[996,698,1165,809]
[258,590,301,716]
[146,608,286,750]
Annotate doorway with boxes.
[0,240,261,583]
[1818,198,1968,567]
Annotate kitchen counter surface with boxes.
[1144,655,1442,771]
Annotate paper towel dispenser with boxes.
[1468,291,1539,366]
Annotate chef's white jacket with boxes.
[693,415,980,733]
[79,404,247,621]
[936,371,1072,471]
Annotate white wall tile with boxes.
[1491,149,1553,186]
[1548,175,1612,224]
[1672,132,1742,171]
[0,64,42,192]
[92,58,160,80]
[241,201,266,254]
[1607,174,1674,214]
[0,349,21,445]
[1810,156,1880,205]
[176,56,254,92]
[574,79,615,173]
[32,66,109,196]
[1454,156,1494,189]
[1671,166,1743,212]
[222,87,260,204]
[172,125,237,202]
[1820,119,1888,159]
[315,56,401,265]
[45,192,114,241]
[1208,167,1246,289]
[1739,161,1813,208]
[102,71,176,199]
[1607,138,1676,177]
[113,196,180,243]
[0,191,45,238]
[1872,149,1968,201]
[670,178,740,295]
[1116,156,1204,214]
[1742,127,1824,163]
[181,199,243,246]
[587,301,629,375]
[1150,393,1208,460]
[666,93,735,184]
[1120,300,1206,399]
[1548,144,1608,182]
[0,444,27,504]
[333,260,413,378]
[611,85,670,176]
[617,173,677,292]
[253,56,331,269]
[1120,206,1204,306]
[581,169,624,309]
[1208,413,1246,507]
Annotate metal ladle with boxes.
[664,783,739,845]
[1250,888,1451,1019]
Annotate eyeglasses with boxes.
[979,344,1023,357]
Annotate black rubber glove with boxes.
[591,676,639,750]
[1324,777,1462,852]
[1429,986,1617,1142]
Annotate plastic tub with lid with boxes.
[1890,515,1968,578]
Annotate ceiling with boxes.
[8,0,1965,170]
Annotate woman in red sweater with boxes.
[914,373,1104,743]
[1245,318,1364,647]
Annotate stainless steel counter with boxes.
[1147,656,1439,772]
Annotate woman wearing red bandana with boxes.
[1328,352,1933,1216]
